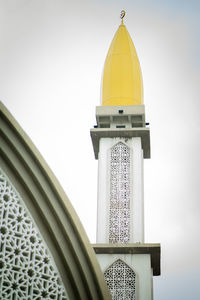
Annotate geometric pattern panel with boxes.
[104,259,136,300]
[0,169,68,300]
[109,142,131,243]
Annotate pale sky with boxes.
[1,0,200,299]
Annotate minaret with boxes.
[91,11,160,300]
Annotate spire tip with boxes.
[120,10,125,24]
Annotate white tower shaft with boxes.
[90,105,160,300]
[96,137,144,244]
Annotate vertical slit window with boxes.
[109,142,131,243]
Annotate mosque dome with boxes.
[0,101,111,300]
[101,17,143,106]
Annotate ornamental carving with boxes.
[0,169,68,299]
[109,142,131,243]
[104,259,136,300]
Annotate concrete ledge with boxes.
[92,243,161,276]
[96,105,145,116]
[90,128,150,159]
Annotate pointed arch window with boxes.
[104,259,136,300]
[109,142,131,243]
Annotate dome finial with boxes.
[101,12,143,106]
[120,10,125,24]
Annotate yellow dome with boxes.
[102,22,143,106]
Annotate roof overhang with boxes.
[90,127,150,159]
[92,243,161,276]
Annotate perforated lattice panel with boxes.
[104,259,136,300]
[0,169,68,299]
[109,142,131,243]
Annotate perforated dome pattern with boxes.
[0,169,68,299]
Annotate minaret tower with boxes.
[91,11,160,300]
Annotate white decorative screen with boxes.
[104,259,136,300]
[0,169,68,299]
[109,142,131,243]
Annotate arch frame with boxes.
[0,102,111,300]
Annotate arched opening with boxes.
[104,259,136,300]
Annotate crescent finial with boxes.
[120,10,126,24]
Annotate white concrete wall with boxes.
[96,253,153,300]
[96,137,144,243]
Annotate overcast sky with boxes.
[1,0,200,299]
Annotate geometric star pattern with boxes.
[109,142,131,243]
[0,169,68,299]
[104,259,136,300]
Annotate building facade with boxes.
[91,12,160,300]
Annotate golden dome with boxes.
[101,20,143,106]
